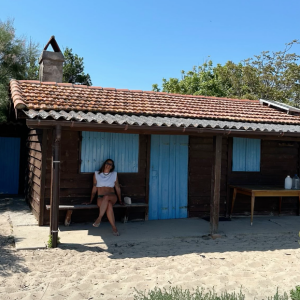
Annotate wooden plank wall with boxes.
[43,131,149,225]
[40,131,299,224]
[25,129,43,221]
[188,136,228,217]
[228,139,299,215]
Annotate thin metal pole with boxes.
[50,125,61,248]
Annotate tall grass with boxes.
[134,287,245,300]
[134,286,291,300]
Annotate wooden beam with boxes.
[210,135,222,235]
[50,125,61,248]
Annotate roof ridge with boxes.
[15,79,259,102]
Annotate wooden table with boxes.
[229,185,300,225]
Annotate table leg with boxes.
[65,210,73,226]
[123,207,129,223]
[278,196,282,215]
[250,194,255,226]
[230,188,237,217]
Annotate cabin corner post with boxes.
[210,135,222,235]
[50,125,61,248]
[38,129,48,226]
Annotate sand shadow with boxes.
[0,234,29,276]
[57,217,300,259]
[0,198,30,276]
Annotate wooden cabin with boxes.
[7,37,300,235]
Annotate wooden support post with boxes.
[210,135,222,235]
[145,134,151,206]
[298,192,300,216]
[226,137,233,217]
[298,145,300,216]
[50,125,61,248]
[39,129,48,226]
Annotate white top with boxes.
[95,171,117,188]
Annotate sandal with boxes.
[113,230,120,236]
[93,222,100,227]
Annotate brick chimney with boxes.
[39,36,65,83]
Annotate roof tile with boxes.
[41,81,57,85]
[73,84,88,88]
[103,87,116,91]
[57,83,73,87]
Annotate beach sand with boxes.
[1,210,300,300]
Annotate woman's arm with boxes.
[84,174,97,204]
[115,176,123,204]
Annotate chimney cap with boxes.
[43,36,61,52]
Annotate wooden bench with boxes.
[46,203,149,226]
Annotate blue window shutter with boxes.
[232,137,260,172]
[81,132,139,173]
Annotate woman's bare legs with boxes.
[93,194,118,232]
[106,202,118,233]
[93,197,103,226]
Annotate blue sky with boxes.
[1,0,300,91]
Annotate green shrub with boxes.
[267,288,288,300]
[133,286,294,300]
[47,235,60,248]
[134,286,245,300]
[290,286,300,300]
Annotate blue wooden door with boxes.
[0,137,20,194]
[149,135,188,220]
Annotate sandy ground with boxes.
[1,210,300,300]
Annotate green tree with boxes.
[244,40,300,105]
[0,20,93,122]
[0,19,39,122]
[153,41,300,105]
[153,60,227,97]
[63,47,92,86]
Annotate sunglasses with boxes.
[105,162,113,166]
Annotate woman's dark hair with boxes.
[98,159,115,174]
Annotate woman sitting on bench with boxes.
[86,159,123,236]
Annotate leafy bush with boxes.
[290,286,300,300]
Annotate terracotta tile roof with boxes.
[9,79,300,125]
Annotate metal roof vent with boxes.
[259,99,300,115]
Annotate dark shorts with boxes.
[98,193,115,198]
